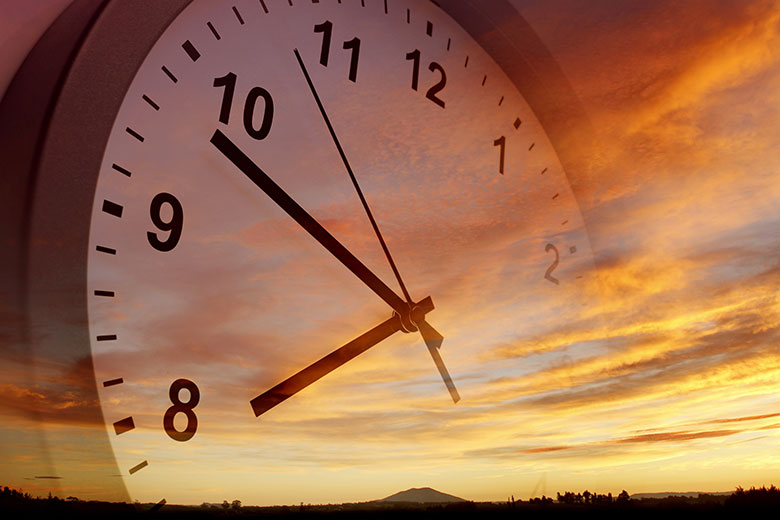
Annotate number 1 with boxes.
[342,37,360,82]
[493,136,506,174]
[314,20,333,66]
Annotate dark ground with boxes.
[2,486,779,518]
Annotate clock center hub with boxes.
[396,296,436,333]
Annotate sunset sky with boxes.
[2,0,780,507]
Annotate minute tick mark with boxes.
[150,500,167,513]
[161,65,177,83]
[232,6,244,24]
[129,461,148,475]
[125,127,144,142]
[111,163,131,177]
[142,95,159,111]
[207,21,220,40]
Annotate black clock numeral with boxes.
[213,72,236,124]
[314,21,332,66]
[147,193,183,252]
[243,87,274,140]
[313,21,361,82]
[342,37,360,83]
[544,243,560,285]
[405,49,446,108]
[213,72,275,140]
[494,119,523,175]
[426,62,447,108]
[406,49,421,90]
[163,379,199,442]
[494,136,506,174]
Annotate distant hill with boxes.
[631,491,731,499]
[378,487,466,503]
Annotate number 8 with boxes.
[163,379,200,442]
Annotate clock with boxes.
[1,0,599,506]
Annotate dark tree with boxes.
[726,485,780,508]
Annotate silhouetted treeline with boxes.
[554,490,629,504]
[3,483,780,518]
[724,485,780,508]
[0,485,135,517]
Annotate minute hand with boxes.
[211,129,407,315]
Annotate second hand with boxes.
[293,48,414,308]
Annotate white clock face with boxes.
[87,0,597,505]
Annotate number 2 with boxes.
[544,243,560,285]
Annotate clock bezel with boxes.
[0,0,591,499]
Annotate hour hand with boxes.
[250,315,402,417]
[251,297,436,416]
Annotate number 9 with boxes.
[147,192,183,252]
